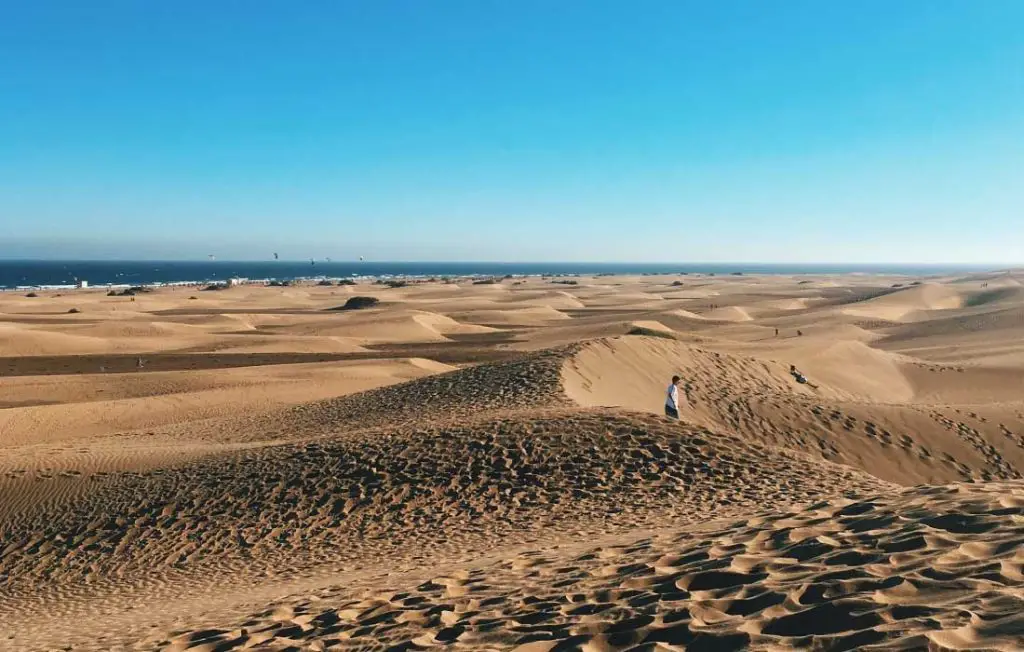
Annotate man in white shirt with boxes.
[665,375,682,419]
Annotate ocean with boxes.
[0,260,998,289]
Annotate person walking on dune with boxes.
[665,375,683,419]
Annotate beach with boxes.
[1,270,1023,651]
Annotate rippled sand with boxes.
[1,271,1023,650]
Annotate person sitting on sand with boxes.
[665,375,683,419]
[790,365,808,384]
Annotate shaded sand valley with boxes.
[2,272,1023,650]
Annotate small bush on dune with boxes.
[25,292,38,298]
[627,326,677,340]
[201,283,227,291]
[473,278,498,285]
[384,280,408,288]
[337,279,357,286]
[317,280,334,286]
[268,280,291,287]
[328,296,380,311]
[671,281,684,286]
[67,308,81,314]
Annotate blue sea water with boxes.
[0,260,998,289]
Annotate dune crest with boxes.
[840,283,965,321]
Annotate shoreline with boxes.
[0,261,1009,290]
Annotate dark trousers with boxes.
[664,405,679,419]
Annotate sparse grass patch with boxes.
[627,326,677,340]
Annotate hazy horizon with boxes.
[0,252,1012,269]
[0,243,1019,267]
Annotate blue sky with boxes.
[1,1,1022,262]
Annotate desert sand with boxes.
[1,271,1023,651]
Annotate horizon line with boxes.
[0,259,1016,267]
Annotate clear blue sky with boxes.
[2,1,1022,262]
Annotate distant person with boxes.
[665,375,683,419]
[796,330,803,337]
[774,328,779,337]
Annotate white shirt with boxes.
[666,383,679,410]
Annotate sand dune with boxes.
[578,291,667,308]
[134,481,1022,652]
[0,359,456,447]
[563,335,825,414]
[840,283,965,321]
[759,297,811,311]
[703,305,754,321]
[2,273,1023,651]
[795,338,916,401]
[0,323,115,355]
[205,334,369,354]
[242,309,497,345]
[449,305,571,326]
[628,319,675,334]
[0,412,889,650]
[563,335,1024,484]
[665,308,709,321]
[526,290,588,310]
[965,285,1024,307]
[54,320,210,339]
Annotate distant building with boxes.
[77,280,89,289]
[227,277,245,286]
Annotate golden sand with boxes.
[1,272,1022,650]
